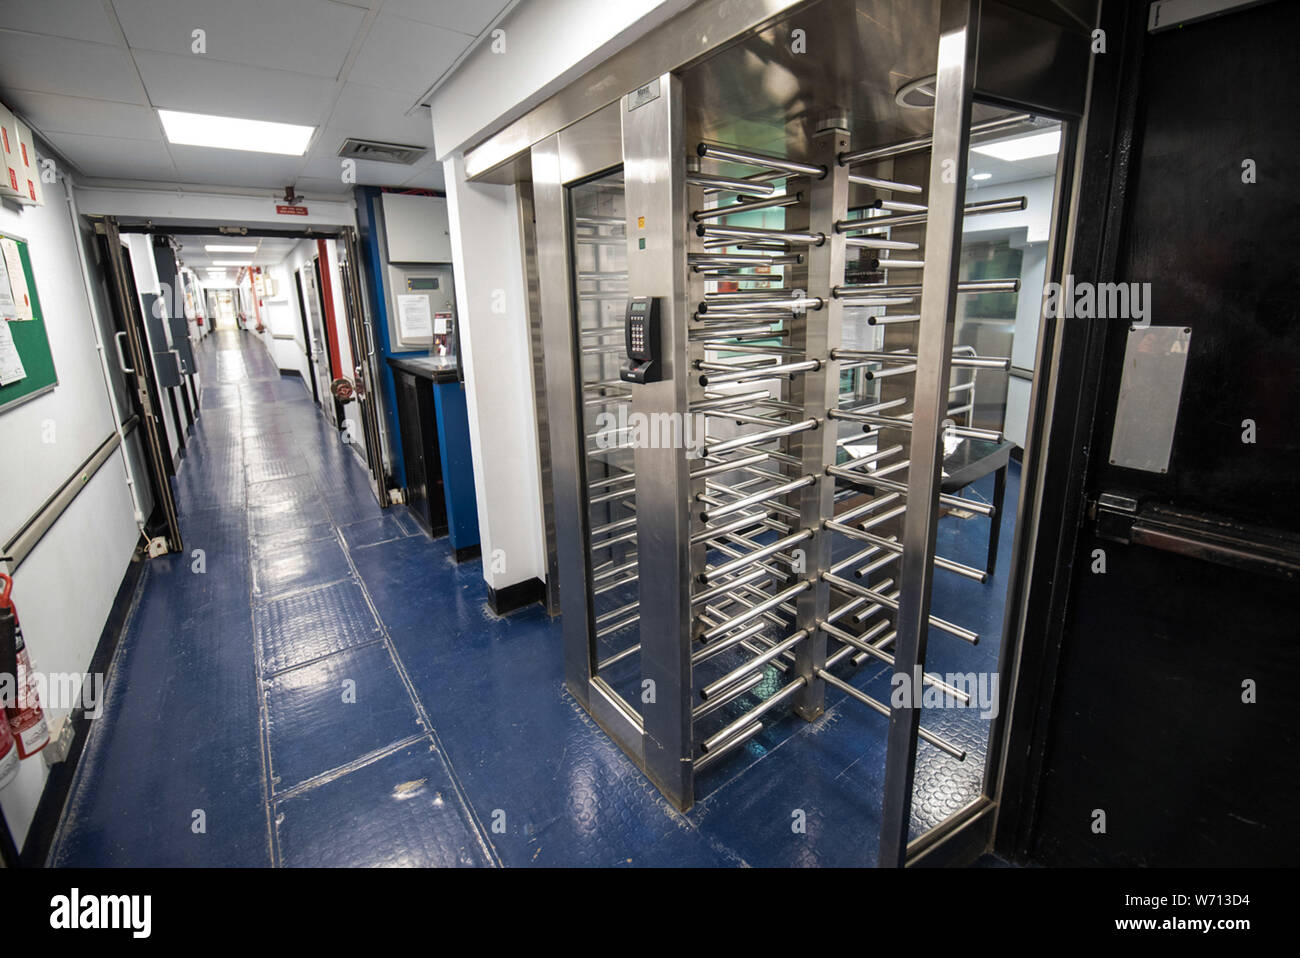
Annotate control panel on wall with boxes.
[620,296,661,384]
[388,264,456,353]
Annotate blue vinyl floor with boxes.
[49,330,1019,867]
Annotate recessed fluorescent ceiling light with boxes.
[205,244,257,253]
[971,129,1060,162]
[971,172,992,181]
[158,109,314,156]
[212,260,252,267]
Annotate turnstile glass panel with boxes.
[567,169,643,714]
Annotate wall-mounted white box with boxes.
[381,192,452,263]
[0,102,24,202]
[13,118,44,206]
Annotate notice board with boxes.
[0,231,56,412]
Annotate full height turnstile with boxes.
[518,0,1092,866]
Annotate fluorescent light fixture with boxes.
[971,129,1060,162]
[213,260,252,267]
[158,109,314,156]
[971,172,992,181]
[204,244,257,253]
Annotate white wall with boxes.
[444,154,545,591]
[429,0,694,158]
[963,174,1058,448]
[74,186,358,233]
[261,263,312,391]
[0,173,142,848]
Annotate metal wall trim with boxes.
[463,0,809,181]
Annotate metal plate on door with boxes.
[1108,325,1192,473]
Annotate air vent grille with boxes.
[338,137,428,166]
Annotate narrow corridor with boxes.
[49,330,1017,867]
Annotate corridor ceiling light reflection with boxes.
[972,129,1061,162]
[158,109,315,156]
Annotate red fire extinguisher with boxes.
[0,574,49,760]
[0,707,17,789]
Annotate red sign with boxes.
[276,204,309,216]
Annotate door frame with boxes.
[90,215,183,553]
[112,222,395,512]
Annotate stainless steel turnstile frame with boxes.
[499,0,1094,864]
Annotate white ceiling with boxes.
[171,234,303,273]
[0,0,514,196]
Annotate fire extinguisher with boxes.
[0,574,49,760]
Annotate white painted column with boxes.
[443,153,546,593]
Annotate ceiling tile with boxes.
[164,144,307,188]
[291,175,355,196]
[45,131,176,180]
[134,50,337,125]
[380,0,512,37]
[111,0,367,80]
[401,162,446,192]
[1,89,162,140]
[299,151,412,187]
[347,13,471,95]
[323,83,434,148]
[0,31,146,103]
[0,0,124,45]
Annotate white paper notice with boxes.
[397,294,433,339]
[0,239,31,321]
[0,321,27,385]
[0,257,16,319]
[433,312,450,335]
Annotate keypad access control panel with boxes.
[619,296,661,384]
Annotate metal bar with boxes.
[693,721,764,771]
[696,223,825,246]
[691,672,765,721]
[827,465,995,516]
[880,0,981,868]
[691,567,770,606]
[835,196,1026,233]
[832,348,1011,371]
[692,193,802,222]
[838,112,1030,167]
[699,474,816,523]
[824,519,987,582]
[686,171,777,195]
[835,279,1019,297]
[701,580,811,642]
[699,297,822,314]
[689,253,804,266]
[700,629,809,701]
[699,359,820,386]
[692,621,770,664]
[848,173,923,194]
[818,619,970,703]
[843,236,919,251]
[700,528,814,584]
[697,141,826,178]
[700,677,806,752]
[822,572,977,644]
[816,668,965,760]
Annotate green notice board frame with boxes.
[0,231,56,412]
